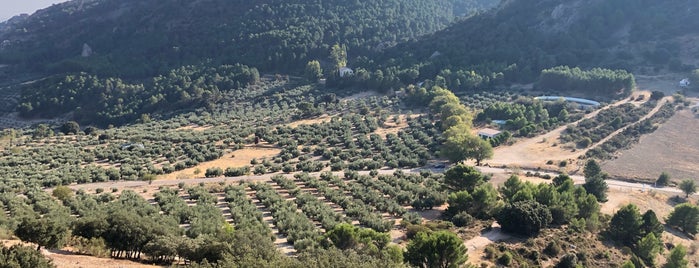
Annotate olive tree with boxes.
[404,231,467,268]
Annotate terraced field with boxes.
[141,170,444,253]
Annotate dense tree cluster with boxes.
[369,0,699,90]
[0,244,55,268]
[607,204,666,267]
[537,66,635,98]
[441,164,604,237]
[407,86,494,165]
[404,231,467,268]
[666,203,699,236]
[2,78,408,188]
[263,111,438,170]
[19,64,260,125]
[476,97,582,137]
[0,0,497,78]
[1,179,417,267]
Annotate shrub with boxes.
[224,166,250,177]
[406,224,431,239]
[451,211,474,227]
[544,241,562,257]
[498,251,513,266]
[401,212,423,226]
[656,172,670,187]
[496,200,552,236]
[205,167,223,178]
[253,165,267,175]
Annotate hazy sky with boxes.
[0,0,68,22]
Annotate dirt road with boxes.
[488,95,669,170]
[487,97,632,168]
[66,169,411,192]
[464,222,511,265]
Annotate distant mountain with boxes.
[0,0,499,79]
[375,0,699,83]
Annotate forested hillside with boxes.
[0,0,498,78]
[371,0,699,84]
[19,64,260,125]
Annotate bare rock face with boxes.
[81,43,92,57]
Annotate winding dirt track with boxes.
[488,96,670,169]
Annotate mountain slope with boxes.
[374,0,699,83]
[0,0,498,78]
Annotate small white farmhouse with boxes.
[680,78,691,88]
[477,128,502,139]
[339,67,354,77]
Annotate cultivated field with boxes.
[486,92,657,171]
[603,109,699,182]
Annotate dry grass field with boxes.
[157,145,282,180]
[285,114,333,128]
[602,109,699,182]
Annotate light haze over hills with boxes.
[0,0,67,21]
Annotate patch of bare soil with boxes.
[603,109,699,182]
[602,188,699,265]
[45,250,163,268]
[635,73,689,96]
[286,114,332,128]
[601,187,674,216]
[464,222,513,266]
[373,114,420,138]
[486,101,618,170]
[416,204,447,221]
[341,91,380,101]
[175,124,212,132]
[157,145,281,180]
[1,240,161,268]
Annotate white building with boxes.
[339,67,354,77]
[680,78,691,88]
[477,128,502,139]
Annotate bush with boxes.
[656,172,670,187]
[52,185,73,201]
[544,241,562,257]
[253,165,267,175]
[555,253,579,268]
[451,211,474,227]
[406,224,431,239]
[498,251,513,266]
[401,212,423,226]
[0,244,55,268]
[205,167,223,178]
[224,166,250,177]
[496,200,552,236]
